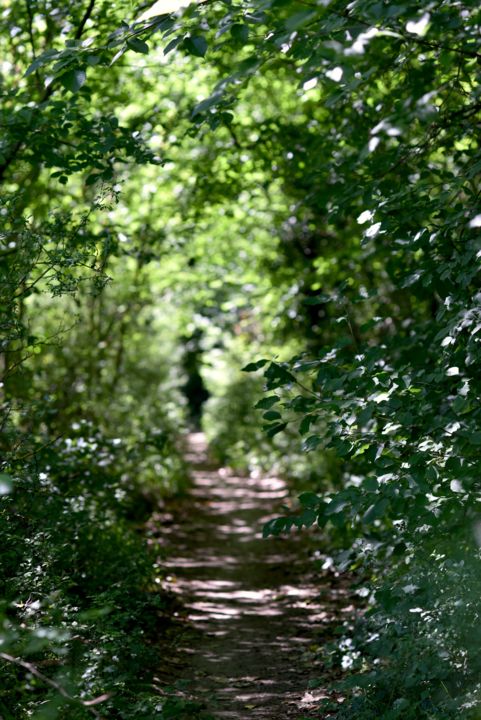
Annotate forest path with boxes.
[150,433,351,719]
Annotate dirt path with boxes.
[150,433,352,719]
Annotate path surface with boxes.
[150,434,352,719]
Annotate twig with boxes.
[24,0,38,61]
[75,0,97,40]
[0,652,110,718]
[12,433,64,462]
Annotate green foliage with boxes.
[230,1,481,716]
[0,429,166,718]
[1,0,481,718]
[0,3,190,717]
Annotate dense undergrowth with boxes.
[1,353,188,719]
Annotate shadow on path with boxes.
[149,433,353,719]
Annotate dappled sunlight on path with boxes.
[150,433,352,718]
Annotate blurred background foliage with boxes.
[0,0,480,718]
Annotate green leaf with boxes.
[363,476,378,492]
[452,396,471,415]
[24,49,59,77]
[230,24,249,42]
[299,492,321,508]
[191,90,223,118]
[332,438,352,457]
[255,395,279,410]
[242,359,268,372]
[294,508,317,528]
[86,173,100,186]
[265,362,296,388]
[184,35,208,58]
[265,422,288,438]
[262,410,282,421]
[363,498,389,524]
[164,36,183,55]
[468,431,481,445]
[299,414,318,435]
[302,435,322,452]
[263,516,290,537]
[127,37,150,54]
[325,495,350,516]
[60,68,86,93]
[358,405,374,425]
[285,9,317,31]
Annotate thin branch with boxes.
[0,652,110,718]
[24,0,38,61]
[13,433,64,461]
[75,0,97,40]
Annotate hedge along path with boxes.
[150,433,353,719]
